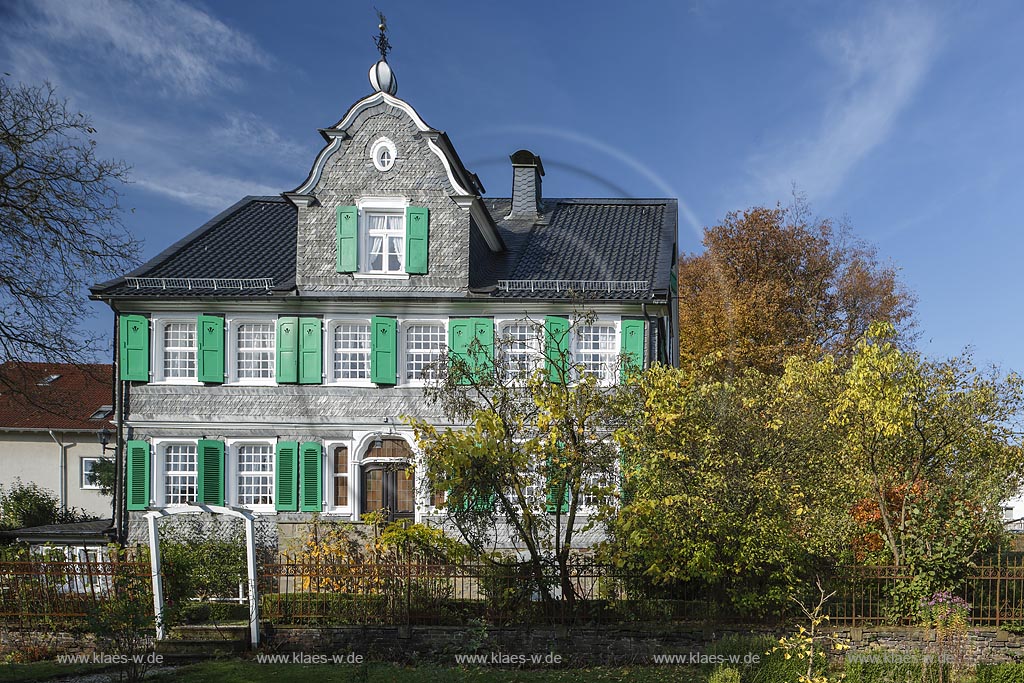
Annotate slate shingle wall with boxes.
[296,103,469,293]
[128,384,450,426]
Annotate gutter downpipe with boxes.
[641,303,660,367]
[48,430,67,513]
[112,305,127,545]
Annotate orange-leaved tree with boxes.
[677,201,914,375]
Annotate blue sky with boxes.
[2,0,1022,370]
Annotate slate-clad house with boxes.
[90,56,678,543]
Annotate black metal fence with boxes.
[5,552,1024,629]
[0,556,150,628]
[258,554,1024,628]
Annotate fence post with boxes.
[405,542,412,630]
[996,555,1003,628]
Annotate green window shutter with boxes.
[336,206,358,273]
[275,441,299,512]
[197,315,225,383]
[299,318,323,385]
[453,489,496,513]
[196,439,224,506]
[473,318,495,377]
[620,319,645,381]
[545,449,569,514]
[448,319,473,384]
[276,317,299,383]
[125,440,150,511]
[544,315,570,384]
[449,318,493,384]
[370,316,398,385]
[405,206,429,274]
[119,314,149,381]
[299,442,323,512]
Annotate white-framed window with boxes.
[328,444,351,512]
[81,457,102,489]
[330,320,372,384]
[500,320,544,378]
[233,442,274,510]
[162,321,197,379]
[371,137,397,172]
[162,443,198,506]
[404,321,446,382]
[574,323,618,384]
[579,469,617,512]
[363,212,405,275]
[151,317,200,383]
[234,320,275,383]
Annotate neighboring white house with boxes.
[0,362,114,519]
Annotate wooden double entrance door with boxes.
[361,438,414,522]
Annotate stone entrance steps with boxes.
[156,625,251,660]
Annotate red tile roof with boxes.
[0,362,113,431]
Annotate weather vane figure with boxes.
[374,10,392,62]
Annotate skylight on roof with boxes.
[89,405,114,420]
[37,374,61,386]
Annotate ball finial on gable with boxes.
[369,60,398,95]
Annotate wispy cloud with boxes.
[745,4,941,202]
[135,169,283,212]
[0,0,303,212]
[26,0,269,97]
[213,113,309,167]
[87,113,299,212]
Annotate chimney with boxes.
[508,149,544,219]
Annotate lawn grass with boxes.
[149,660,708,683]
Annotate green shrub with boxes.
[261,593,390,625]
[976,663,1024,683]
[176,601,251,624]
[709,667,742,683]
[477,560,536,622]
[706,634,805,683]
[843,662,948,683]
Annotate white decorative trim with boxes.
[294,136,344,196]
[426,139,471,196]
[351,273,410,281]
[294,92,472,197]
[451,195,504,252]
[356,196,408,209]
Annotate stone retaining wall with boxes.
[4,624,1024,666]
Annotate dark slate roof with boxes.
[0,519,113,542]
[0,362,113,431]
[93,195,675,302]
[91,196,297,297]
[474,198,677,300]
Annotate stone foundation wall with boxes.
[4,623,1024,666]
[0,629,98,659]
[265,625,1024,666]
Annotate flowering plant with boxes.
[919,591,970,631]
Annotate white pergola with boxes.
[143,505,260,648]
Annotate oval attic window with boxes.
[372,138,397,172]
